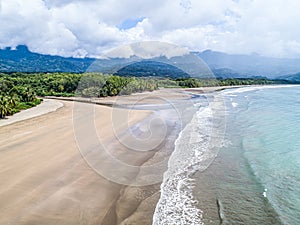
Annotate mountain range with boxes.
[2,45,300,80]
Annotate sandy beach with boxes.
[0,88,193,225]
[0,87,230,225]
[0,98,160,224]
[45,86,230,106]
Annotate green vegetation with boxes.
[0,72,159,118]
[174,77,289,88]
[0,73,158,98]
[0,72,297,119]
[77,73,158,97]
[0,78,41,118]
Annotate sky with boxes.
[1,0,300,58]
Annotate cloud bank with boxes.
[0,0,300,58]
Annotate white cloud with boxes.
[104,41,189,59]
[0,0,300,58]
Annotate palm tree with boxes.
[0,96,10,119]
[21,87,36,102]
[7,94,17,107]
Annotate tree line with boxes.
[0,72,159,117]
[0,72,296,118]
[174,77,288,88]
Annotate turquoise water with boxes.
[153,86,300,224]
[194,86,300,224]
[233,86,300,224]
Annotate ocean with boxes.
[153,85,300,225]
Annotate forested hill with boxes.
[0,46,189,77]
[0,45,93,73]
[2,45,300,79]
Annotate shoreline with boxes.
[190,85,296,224]
[44,84,296,106]
[0,84,294,129]
[0,84,293,224]
[0,88,188,224]
[0,85,213,224]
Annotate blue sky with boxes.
[118,17,145,30]
[1,0,300,58]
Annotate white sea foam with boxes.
[229,97,239,108]
[153,95,226,225]
[232,102,238,108]
[222,85,300,95]
[263,188,268,198]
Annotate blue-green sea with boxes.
[194,85,300,224]
[153,85,300,224]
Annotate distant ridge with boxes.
[2,45,300,79]
[0,45,94,73]
[278,72,300,82]
[196,50,300,78]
